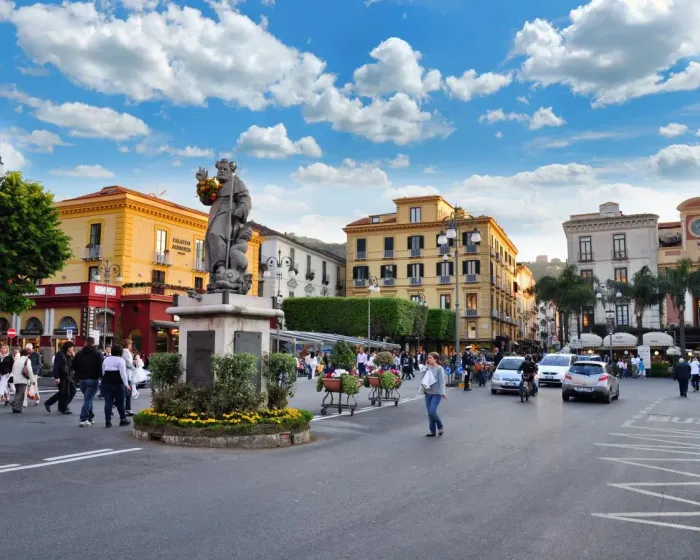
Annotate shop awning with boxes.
[602,332,638,349]
[642,331,674,348]
[272,329,400,351]
[152,320,179,330]
[569,333,603,349]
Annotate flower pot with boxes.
[322,378,342,393]
[368,376,381,388]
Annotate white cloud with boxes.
[250,184,310,214]
[236,123,322,159]
[659,123,689,138]
[118,145,130,153]
[0,0,13,21]
[157,145,214,158]
[261,0,275,6]
[383,185,439,199]
[459,162,596,190]
[495,131,503,139]
[292,159,390,187]
[0,86,150,141]
[478,106,566,130]
[513,0,700,106]
[649,144,700,178]
[17,129,68,153]
[50,164,115,178]
[424,166,437,174]
[445,69,513,102]
[352,38,441,98]
[17,65,49,77]
[389,153,410,168]
[0,141,27,170]
[516,96,529,104]
[120,0,159,11]
[172,159,182,167]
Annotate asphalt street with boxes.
[2,377,700,560]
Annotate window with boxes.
[352,266,369,280]
[156,229,168,256]
[371,216,380,223]
[89,223,102,246]
[582,306,595,332]
[194,277,204,292]
[407,263,424,278]
[58,316,78,330]
[336,266,340,282]
[152,269,166,295]
[322,261,327,281]
[408,235,424,252]
[463,260,480,276]
[578,236,592,261]
[290,247,296,266]
[384,237,394,250]
[88,266,99,281]
[580,269,594,283]
[613,233,627,259]
[410,295,422,302]
[356,239,366,259]
[466,293,478,310]
[195,240,205,270]
[440,294,451,309]
[410,207,421,223]
[306,255,312,273]
[380,265,396,279]
[616,304,630,326]
[437,261,453,277]
[614,267,628,283]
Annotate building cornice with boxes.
[563,215,658,233]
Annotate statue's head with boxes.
[215,159,237,182]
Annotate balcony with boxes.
[491,310,499,319]
[464,244,477,254]
[383,249,394,259]
[193,259,206,272]
[465,309,479,318]
[354,279,367,288]
[409,248,423,258]
[356,251,367,260]
[409,277,423,286]
[153,251,172,266]
[322,274,330,285]
[578,251,594,263]
[491,275,496,285]
[439,245,451,256]
[305,269,315,282]
[82,245,103,261]
[464,274,479,283]
[439,275,452,284]
[382,277,395,287]
[612,250,628,261]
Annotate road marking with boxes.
[607,433,700,446]
[311,390,451,422]
[596,443,700,455]
[592,513,700,532]
[608,482,700,507]
[0,448,141,474]
[619,423,700,436]
[603,458,700,462]
[0,464,20,469]
[602,457,700,477]
[44,449,113,461]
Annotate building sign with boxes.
[81,307,96,337]
[25,287,46,296]
[94,285,117,296]
[20,328,42,336]
[304,283,315,295]
[96,307,116,316]
[172,238,192,254]
[55,285,81,295]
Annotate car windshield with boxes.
[570,363,604,376]
[540,355,571,366]
[498,358,523,370]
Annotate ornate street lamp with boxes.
[263,249,297,352]
[92,258,123,349]
[367,275,380,352]
[437,210,481,355]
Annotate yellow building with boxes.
[515,264,539,351]
[344,195,519,352]
[0,186,261,355]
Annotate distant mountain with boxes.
[520,259,565,281]
[287,234,347,260]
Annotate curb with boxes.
[132,427,312,449]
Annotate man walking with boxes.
[25,343,42,407]
[72,337,103,427]
[45,341,76,414]
[356,348,368,377]
[674,358,692,398]
[690,356,700,392]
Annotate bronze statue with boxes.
[195,159,253,294]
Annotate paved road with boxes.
[2,378,699,559]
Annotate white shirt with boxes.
[617,361,624,370]
[691,361,700,376]
[357,352,368,364]
[102,356,129,386]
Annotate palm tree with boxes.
[608,265,665,345]
[659,259,700,352]
[569,281,597,342]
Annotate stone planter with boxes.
[133,425,312,449]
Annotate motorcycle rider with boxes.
[518,355,538,398]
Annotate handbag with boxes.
[21,358,31,380]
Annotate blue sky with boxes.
[2,0,700,260]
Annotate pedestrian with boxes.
[356,347,368,376]
[461,349,473,390]
[422,352,446,438]
[101,344,131,428]
[121,339,137,417]
[10,349,36,413]
[0,343,13,406]
[305,351,317,380]
[637,357,646,379]
[45,341,76,414]
[26,343,42,407]
[690,356,700,392]
[72,337,103,427]
[674,358,692,398]
[97,345,111,400]
[400,351,412,380]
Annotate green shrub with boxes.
[649,361,671,377]
[374,351,395,369]
[148,353,182,393]
[331,340,356,370]
[341,374,360,395]
[211,352,266,411]
[263,353,297,409]
[379,371,397,390]
[425,309,456,340]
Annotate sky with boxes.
[1,0,700,261]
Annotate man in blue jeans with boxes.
[71,337,104,427]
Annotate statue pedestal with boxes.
[166,292,283,389]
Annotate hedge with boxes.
[282,297,419,339]
[425,308,456,340]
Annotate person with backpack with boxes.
[11,349,36,413]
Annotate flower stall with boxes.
[365,369,402,407]
[315,340,362,416]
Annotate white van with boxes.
[537,353,579,386]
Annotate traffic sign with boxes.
[7,328,16,338]
[66,328,73,341]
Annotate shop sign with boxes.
[172,238,192,254]
[94,285,117,296]
[20,328,42,336]
[24,287,46,296]
[81,307,96,337]
[55,285,81,295]
[96,307,116,315]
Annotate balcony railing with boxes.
[322,274,330,285]
[612,250,628,260]
[410,248,422,258]
[439,275,452,284]
[409,277,423,286]
[465,309,479,317]
[305,269,315,281]
[193,259,206,272]
[382,278,395,287]
[464,274,479,283]
[154,251,172,266]
[439,245,451,255]
[354,279,367,288]
[491,310,499,318]
[356,251,367,260]
[383,249,394,259]
[578,251,594,263]
[82,245,103,261]
[491,275,496,285]
[464,244,477,254]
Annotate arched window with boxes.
[0,318,10,333]
[57,316,78,331]
[128,329,143,352]
[26,317,43,332]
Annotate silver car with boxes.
[491,356,526,394]
[562,360,620,403]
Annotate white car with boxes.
[491,356,528,394]
[537,353,579,386]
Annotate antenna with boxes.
[149,189,167,198]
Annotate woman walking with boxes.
[101,344,131,428]
[422,352,446,437]
[11,349,36,413]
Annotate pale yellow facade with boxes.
[515,264,538,348]
[344,195,519,351]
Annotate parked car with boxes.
[491,356,528,394]
[562,360,620,403]
[537,353,579,386]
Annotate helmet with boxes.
[525,354,532,361]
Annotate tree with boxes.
[608,266,665,345]
[0,172,72,313]
[659,259,700,352]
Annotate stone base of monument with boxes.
[132,426,312,449]
[166,292,283,388]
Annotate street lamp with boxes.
[92,258,123,349]
[367,275,380,353]
[597,286,622,363]
[263,249,296,352]
[438,210,481,355]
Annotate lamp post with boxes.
[596,286,622,363]
[438,210,481,355]
[92,258,122,349]
[263,249,297,352]
[414,294,427,354]
[367,275,380,353]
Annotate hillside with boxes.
[287,234,347,260]
[520,259,565,281]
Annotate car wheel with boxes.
[604,391,612,404]
[614,387,620,400]
[562,393,570,402]
[491,389,498,395]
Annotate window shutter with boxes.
[392,265,397,279]
[419,236,424,249]
[407,236,412,250]
[363,266,369,278]
[476,260,481,274]
[462,261,467,275]
[419,263,424,277]
[407,264,412,278]
[352,267,358,280]
[449,262,454,276]
[462,231,469,246]
[436,262,441,276]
